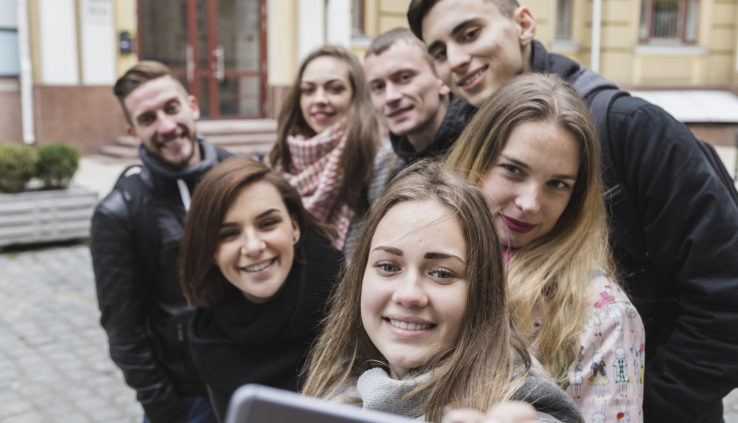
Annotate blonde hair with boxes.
[302,161,531,422]
[446,73,614,385]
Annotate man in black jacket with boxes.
[408,0,738,421]
[364,28,470,166]
[90,61,230,423]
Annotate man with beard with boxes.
[90,61,231,423]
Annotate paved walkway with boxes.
[1,152,737,422]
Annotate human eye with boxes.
[258,217,281,230]
[328,83,346,94]
[430,267,456,281]
[369,81,384,94]
[136,113,155,126]
[218,228,239,240]
[431,47,447,62]
[461,27,480,43]
[500,163,522,176]
[165,101,181,114]
[548,179,573,190]
[300,85,315,95]
[398,72,414,84]
[374,260,400,275]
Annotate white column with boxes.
[298,0,325,61]
[591,0,602,72]
[17,0,34,144]
[326,0,350,47]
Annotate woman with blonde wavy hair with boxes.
[446,74,645,422]
[269,45,395,255]
[302,161,582,423]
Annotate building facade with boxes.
[1,0,737,154]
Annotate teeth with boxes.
[460,68,486,86]
[242,259,273,272]
[389,319,431,331]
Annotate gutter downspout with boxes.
[591,0,602,72]
[18,0,35,145]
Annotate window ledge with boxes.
[552,40,581,54]
[351,33,372,49]
[634,44,707,56]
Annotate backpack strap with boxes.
[114,165,161,281]
[586,88,630,200]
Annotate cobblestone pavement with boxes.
[2,242,738,422]
[0,243,140,422]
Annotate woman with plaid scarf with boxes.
[268,45,398,256]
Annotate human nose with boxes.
[447,44,470,74]
[385,83,402,104]
[155,110,177,134]
[515,183,541,215]
[313,87,328,105]
[240,231,265,257]
[391,270,428,307]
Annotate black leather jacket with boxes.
[532,40,738,422]
[90,136,231,422]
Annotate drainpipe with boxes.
[591,0,602,72]
[17,0,35,145]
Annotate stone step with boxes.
[100,144,139,159]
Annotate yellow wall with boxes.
[267,0,297,86]
[114,0,137,77]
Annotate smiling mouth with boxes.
[387,105,413,119]
[458,65,488,89]
[502,215,536,233]
[312,111,335,120]
[240,258,276,273]
[386,318,433,331]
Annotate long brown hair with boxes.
[179,157,334,307]
[446,73,613,385]
[302,161,530,422]
[268,45,380,215]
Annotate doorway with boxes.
[137,0,266,119]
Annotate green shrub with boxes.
[36,143,80,189]
[0,143,39,193]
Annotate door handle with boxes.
[213,46,224,81]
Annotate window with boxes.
[640,0,698,43]
[351,0,364,34]
[555,0,572,40]
[0,0,20,77]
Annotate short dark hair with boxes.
[365,28,437,74]
[407,0,519,40]
[179,157,335,307]
[113,61,186,125]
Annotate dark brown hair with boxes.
[179,157,334,307]
[113,60,187,126]
[407,0,519,40]
[268,45,380,215]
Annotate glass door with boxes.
[138,0,266,118]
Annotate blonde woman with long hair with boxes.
[302,162,582,423]
[447,74,645,422]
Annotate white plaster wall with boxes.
[298,0,325,61]
[79,0,115,84]
[39,0,78,84]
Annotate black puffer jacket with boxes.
[90,136,231,422]
[531,40,738,422]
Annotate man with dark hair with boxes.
[407,1,738,421]
[91,61,231,422]
[364,28,469,165]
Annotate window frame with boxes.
[639,0,699,44]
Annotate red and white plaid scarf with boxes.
[284,122,354,250]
